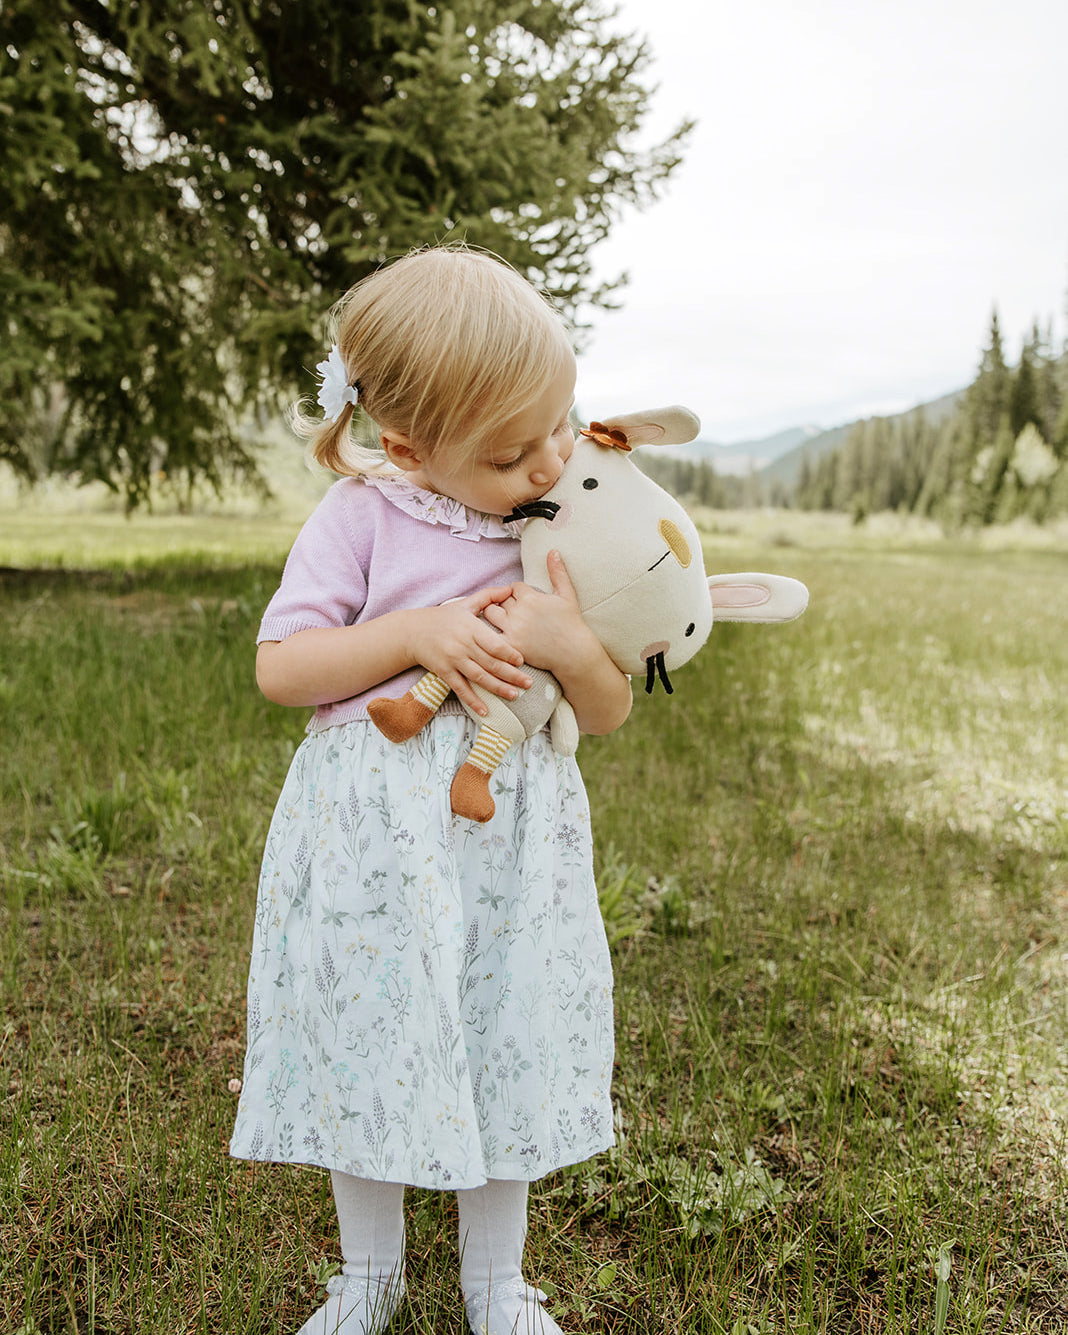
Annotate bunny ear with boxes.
[707,573,809,624]
[584,405,700,449]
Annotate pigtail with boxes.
[289,370,395,481]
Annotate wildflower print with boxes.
[464,919,479,958]
[229,716,614,1189]
[315,940,337,991]
[580,1105,603,1139]
[265,1050,298,1114]
[557,823,582,851]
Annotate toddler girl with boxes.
[230,246,632,1335]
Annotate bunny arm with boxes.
[549,697,580,754]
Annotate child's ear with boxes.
[381,429,422,472]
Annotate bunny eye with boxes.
[582,477,599,490]
[685,623,696,637]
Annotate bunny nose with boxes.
[641,641,669,661]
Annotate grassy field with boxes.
[1,497,1066,1334]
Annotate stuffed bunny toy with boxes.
[368,406,809,821]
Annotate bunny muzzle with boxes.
[642,641,673,694]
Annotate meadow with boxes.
[1,488,1066,1334]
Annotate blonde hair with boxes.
[295,246,573,477]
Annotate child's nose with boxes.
[528,444,565,487]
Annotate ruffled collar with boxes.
[363,473,522,541]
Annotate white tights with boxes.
[292,1174,406,1335]
[332,1171,407,1290]
[458,1178,563,1333]
[295,1173,563,1335]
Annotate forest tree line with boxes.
[640,308,1068,525]
[795,311,1068,524]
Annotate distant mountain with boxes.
[656,424,821,476]
[628,385,969,487]
[763,388,965,486]
[758,422,853,485]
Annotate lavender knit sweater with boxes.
[258,475,524,732]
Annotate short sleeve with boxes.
[257,481,371,643]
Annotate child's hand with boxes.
[406,587,533,717]
[482,551,594,671]
[483,552,633,735]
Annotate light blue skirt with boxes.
[229,715,615,1190]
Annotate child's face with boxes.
[410,355,577,516]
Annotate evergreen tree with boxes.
[1027,320,1063,445]
[1050,312,1068,459]
[965,309,1011,450]
[809,449,838,510]
[1047,456,1068,515]
[897,409,933,511]
[811,448,843,509]
[0,0,689,502]
[865,416,893,512]
[914,418,967,522]
[1009,339,1040,437]
[969,414,1014,524]
[831,419,866,511]
[796,455,814,507]
[1055,399,1068,461]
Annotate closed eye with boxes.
[492,455,524,473]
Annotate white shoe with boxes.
[295,1272,405,1335]
[464,1277,565,1335]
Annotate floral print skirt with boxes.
[229,714,615,1190]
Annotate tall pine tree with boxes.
[965,309,1011,451]
[0,0,689,502]
[1009,340,1039,437]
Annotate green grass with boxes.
[1,506,1066,1333]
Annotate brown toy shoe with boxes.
[367,692,436,743]
[450,762,496,823]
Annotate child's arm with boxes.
[256,586,534,719]
[482,551,632,736]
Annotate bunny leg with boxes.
[450,714,525,823]
[367,672,451,742]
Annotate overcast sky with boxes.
[573,0,1068,444]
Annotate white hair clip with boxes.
[315,344,361,422]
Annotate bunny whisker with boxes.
[645,651,674,695]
